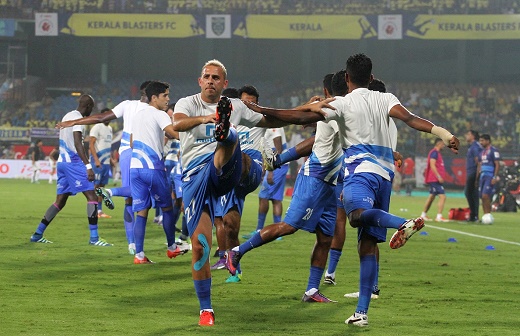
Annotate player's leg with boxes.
[345,232,377,327]
[131,169,153,263]
[190,208,215,326]
[324,206,346,285]
[302,191,337,303]
[421,185,436,220]
[30,193,68,243]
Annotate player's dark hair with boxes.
[346,53,372,87]
[469,130,479,140]
[222,87,240,98]
[323,73,334,96]
[480,134,491,141]
[145,81,169,101]
[368,78,386,93]
[238,85,260,101]
[140,81,152,91]
[331,69,348,96]
[434,138,443,145]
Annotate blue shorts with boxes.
[258,164,288,201]
[283,175,336,237]
[93,163,110,186]
[56,161,94,196]
[428,182,445,195]
[479,175,495,197]
[183,145,243,236]
[215,158,262,217]
[119,149,132,188]
[335,167,345,208]
[166,161,183,198]
[342,173,391,243]
[130,168,173,212]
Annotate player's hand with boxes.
[297,97,336,115]
[393,151,403,168]
[447,136,460,154]
[242,100,261,113]
[87,168,95,181]
[95,160,101,168]
[201,115,216,124]
[303,95,322,105]
[56,120,75,129]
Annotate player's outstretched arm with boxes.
[56,110,116,129]
[389,104,460,154]
[244,98,334,127]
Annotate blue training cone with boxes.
[485,245,495,250]
[447,237,457,243]
[420,231,428,236]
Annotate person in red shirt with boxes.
[402,156,415,196]
[421,138,448,221]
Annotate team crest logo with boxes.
[211,17,226,36]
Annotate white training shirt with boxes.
[164,138,181,163]
[264,127,288,153]
[111,100,149,155]
[58,110,85,163]
[89,123,113,165]
[130,105,172,170]
[302,120,343,185]
[174,94,263,174]
[323,88,400,181]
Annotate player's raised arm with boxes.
[389,103,460,154]
[56,109,116,129]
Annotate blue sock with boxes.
[134,215,147,254]
[256,213,266,230]
[98,202,103,212]
[124,204,135,244]
[155,207,161,217]
[35,223,47,235]
[161,208,176,246]
[218,250,225,259]
[373,263,380,293]
[360,209,405,229]
[110,186,132,197]
[89,224,99,240]
[194,278,212,310]
[356,255,377,314]
[273,215,282,223]
[279,147,299,165]
[327,248,342,274]
[238,232,265,255]
[306,266,325,291]
[221,127,237,146]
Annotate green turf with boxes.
[1,179,519,335]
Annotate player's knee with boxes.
[348,210,364,228]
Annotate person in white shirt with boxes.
[89,111,113,218]
[242,53,460,327]
[30,95,112,247]
[172,59,331,327]
[130,81,187,264]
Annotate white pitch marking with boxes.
[427,225,520,246]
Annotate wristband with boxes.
[430,126,454,145]
[85,163,92,170]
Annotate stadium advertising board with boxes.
[0,159,54,180]
[0,127,30,142]
[57,14,203,37]
[36,13,520,39]
[405,15,520,39]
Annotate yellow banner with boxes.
[236,15,376,39]
[62,14,203,38]
[405,15,520,39]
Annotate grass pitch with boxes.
[1,179,519,335]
